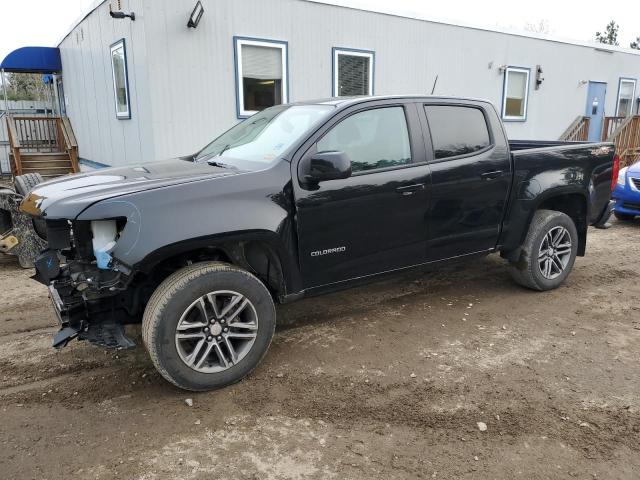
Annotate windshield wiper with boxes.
[217,144,231,157]
[207,159,232,168]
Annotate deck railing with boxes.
[5,115,79,176]
[608,115,640,167]
[602,116,626,141]
[559,116,590,142]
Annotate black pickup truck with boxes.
[20,96,618,391]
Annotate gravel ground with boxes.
[0,219,639,480]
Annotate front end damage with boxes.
[34,218,138,350]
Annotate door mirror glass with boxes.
[303,151,352,184]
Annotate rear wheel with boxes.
[142,262,276,391]
[509,210,578,291]
[614,212,636,221]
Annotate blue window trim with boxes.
[615,77,637,116]
[233,36,289,120]
[332,47,375,97]
[501,66,531,123]
[109,38,131,120]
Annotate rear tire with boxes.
[614,212,636,221]
[142,262,276,391]
[14,173,44,196]
[509,209,578,291]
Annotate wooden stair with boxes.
[5,115,79,178]
[19,152,76,178]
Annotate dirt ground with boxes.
[1,220,639,480]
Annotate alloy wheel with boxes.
[538,226,572,280]
[174,290,258,373]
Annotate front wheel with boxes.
[509,210,578,291]
[142,262,276,391]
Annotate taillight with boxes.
[611,154,620,191]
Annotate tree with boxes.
[631,37,640,50]
[525,19,550,35]
[595,21,619,46]
[3,73,49,101]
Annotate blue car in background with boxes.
[613,160,640,221]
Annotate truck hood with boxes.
[21,157,239,219]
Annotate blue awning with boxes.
[0,47,62,73]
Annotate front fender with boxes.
[76,163,295,270]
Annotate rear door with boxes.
[420,101,512,261]
[292,100,432,288]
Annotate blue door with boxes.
[585,82,607,141]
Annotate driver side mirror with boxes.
[302,151,352,185]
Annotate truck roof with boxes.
[291,95,493,108]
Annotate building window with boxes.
[425,106,491,160]
[616,78,637,117]
[110,39,130,119]
[502,67,530,121]
[333,48,374,97]
[234,37,288,118]
[317,107,411,173]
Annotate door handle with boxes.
[481,170,503,180]
[396,183,425,196]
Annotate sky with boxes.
[1,0,639,63]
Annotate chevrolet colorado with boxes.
[21,96,618,391]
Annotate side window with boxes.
[317,107,411,173]
[235,37,288,118]
[425,106,491,160]
[502,67,530,121]
[333,48,374,96]
[110,39,130,119]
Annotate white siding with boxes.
[59,0,153,167]
[59,0,640,166]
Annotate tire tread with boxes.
[142,261,275,391]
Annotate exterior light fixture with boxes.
[188,1,204,28]
[109,4,135,21]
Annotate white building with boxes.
[43,0,640,167]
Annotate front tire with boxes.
[142,262,276,391]
[509,210,578,291]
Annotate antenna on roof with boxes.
[430,75,439,95]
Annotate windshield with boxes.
[195,104,334,167]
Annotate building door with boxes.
[585,82,607,141]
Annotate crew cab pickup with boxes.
[21,96,618,391]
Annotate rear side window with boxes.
[424,106,491,160]
[318,106,411,173]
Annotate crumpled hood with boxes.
[21,158,237,219]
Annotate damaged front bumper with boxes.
[34,218,138,350]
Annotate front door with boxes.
[585,82,607,141]
[293,101,431,288]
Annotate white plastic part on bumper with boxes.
[91,220,117,269]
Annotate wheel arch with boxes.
[132,230,301,300]
[501,187,589,260]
